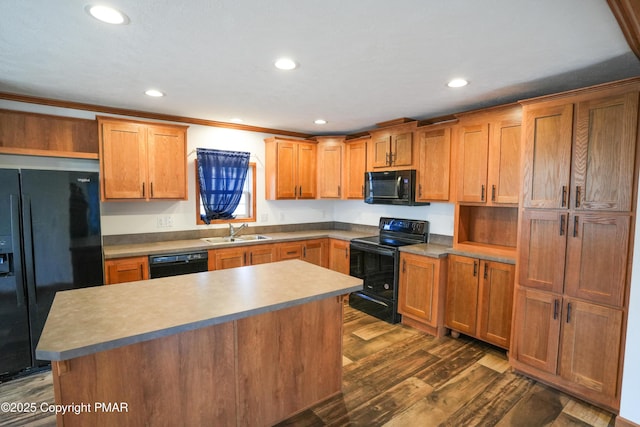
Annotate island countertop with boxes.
[36,260,362,362]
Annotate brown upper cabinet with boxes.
[456,105,521,205]
[0,109,99,159]
[98,117,188,201]
[344,136,369,199]
[415,123,454,202]
[265,137,317,200]
[367,121,417,171]
[316,136,345,199]
[522,91,639,211]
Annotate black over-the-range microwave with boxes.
[364,169,429,206]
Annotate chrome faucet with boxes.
[229,223,248,240]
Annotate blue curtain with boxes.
[197,148,250,224]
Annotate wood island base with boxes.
[51,296,344,427]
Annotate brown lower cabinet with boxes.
[209,244,278,270]
[511,287,623,411]
[397,252,447,337]
[107,237,339,281]
[444,254,514,349]
[277,238,328,268]
[104,256,149,284]
[328,239,350,274]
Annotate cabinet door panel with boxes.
[248,245,277,266]
[275,142,297,199]
[418,128,451,201]
[328,239,350,274]
[572,92,638,211]
[345,141,367,199]
[215,248,246,270]
[445,255,478,335]
[457,124,489,202]
[392,132,413,166]
[564,214,630,307]
[372,136,391,168]
[318,143,342,198]
[104,257,149,284]
[522,104,573,208]
[559,299,622,399]
[303,239,327,267]
[297,143,317,199]
[399,254,437,325]
[147,126,187,199]
[518,210,567,293]
[489,121,521,205]
[477,261,514,349]
[512,288,561,375]
[101,122,147,199]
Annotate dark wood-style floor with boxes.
[0,306,615,427]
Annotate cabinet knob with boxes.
[481,185,485,202]
[561,186,567,207]
[491,185,496,201]
[575,186,581,208]
[142,182,145,197]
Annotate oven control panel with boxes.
[379,217,427,236]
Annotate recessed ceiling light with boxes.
[230,118,243,123]
[447,78,469,88]
[274,58,297,70]
[86,5,129,25]
[314,119,327,125]
[144,89,164,97]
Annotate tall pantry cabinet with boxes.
[511,80,640,412]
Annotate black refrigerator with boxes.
[0,169,103,378]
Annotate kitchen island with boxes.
[36,260,362,427]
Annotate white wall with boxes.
[333,200,454,236]
[619,195,640,424]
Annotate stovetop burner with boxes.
[352,217,430,248]
[352,235,422,248]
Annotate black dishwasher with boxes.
[149,252,208,278]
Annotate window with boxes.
[195,162,256,225]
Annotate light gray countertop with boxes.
[103,230,373,259]
[398,243,450,258]
[36,260,363,362]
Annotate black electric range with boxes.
[349,217,429,323]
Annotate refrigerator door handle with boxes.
[21,195,37,306]
[10,194,27,307]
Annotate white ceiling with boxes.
[2,0,640,135]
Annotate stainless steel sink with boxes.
[201,235,271,245]
[236,234,271,241]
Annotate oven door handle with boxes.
[350,241,396,258]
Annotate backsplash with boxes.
[102,221,452,247]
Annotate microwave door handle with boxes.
[396,176,403,198]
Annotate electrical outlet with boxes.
[156,215,174,228]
